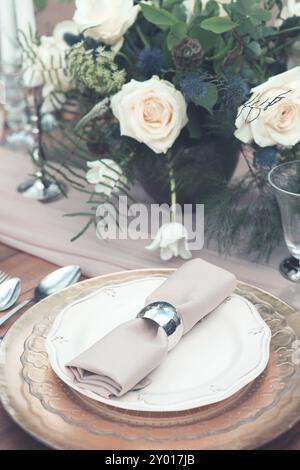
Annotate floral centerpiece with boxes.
[23,0,300,259]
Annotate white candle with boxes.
[0,0,18,71]
[15,0,36,45]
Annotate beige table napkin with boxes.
[66,258,237,398]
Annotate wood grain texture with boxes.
[0,244,18,262]
[0,242,299,450]
[0,244,48,449]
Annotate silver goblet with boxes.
[16,86,64,202]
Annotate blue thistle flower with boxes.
[255,147,278,169]
[83,37,103,61]
[220,74,250,109]
[63,33,82,47]
[136,48,164,77]
[84,37,100,49]
[180,73,206,105]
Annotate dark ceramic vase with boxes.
[136,137,240,205]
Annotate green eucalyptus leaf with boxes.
[141,4,179,27]
[262,26,277,38]
[189,25,217,52]
[193,0,202,15]
[264,57,276,64]
[228,0,271,25]
[163,38,173,67]
[236,18,255,36]
[167,23,188,50]
[203,0,220,17]
[246,41,262,57]
[172,3,187,22]
[197,83,218,114]
[200,17,238,34]
[249,9,272,24]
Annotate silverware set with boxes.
[0,265,82,329]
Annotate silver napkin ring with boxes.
[137,302,184,352]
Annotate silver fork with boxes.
[0,271,10,284]
[0,271,18,345]
[0,272,11,344]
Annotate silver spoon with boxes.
[0,265,81,327]
[0,278,21,312]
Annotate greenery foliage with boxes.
[67,42,126,95]
[29,0,300,255]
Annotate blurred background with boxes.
[37,0,74,34]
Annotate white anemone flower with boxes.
[23,21,79,112]
[146,222,192,261]
[86,159,126,197]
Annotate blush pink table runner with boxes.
[0,147,298,311]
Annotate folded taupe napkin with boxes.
[66,258,236,398]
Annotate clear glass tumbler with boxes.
[269,161,300,282]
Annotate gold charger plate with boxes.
[0,269,300,450]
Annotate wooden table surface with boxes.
[0,242,299,451]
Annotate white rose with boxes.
[146,222,192,261]
[276,0,300,27]
[23,21,78,108]
[73,0,140,49]
[86,159,127,196]
[235,67,300,148]
[111,77,188,154]
[184,0,231,19]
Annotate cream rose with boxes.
[111,77,188,154]
[235,67,300,148]
[184,0,231,19]
[73,0,140,49]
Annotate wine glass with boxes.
[269,161,300,282]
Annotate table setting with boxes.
[1,0,300,452]
[0,250,300,450]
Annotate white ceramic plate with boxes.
[46,276,271,412]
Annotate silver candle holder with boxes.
[16,86,65,202]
